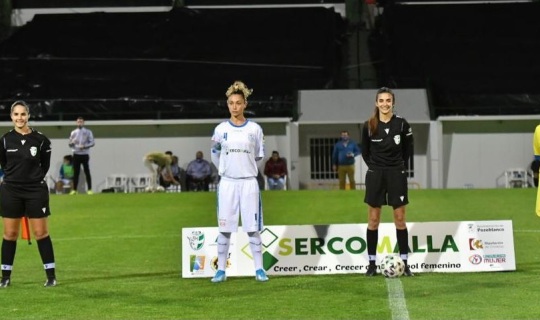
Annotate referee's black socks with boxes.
[1,239,17,279]
[37,236,56,279]
[396,228,409,263]
[366,229,378,265]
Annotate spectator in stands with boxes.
[56,155,74,194]
[68,117,95,195]
[143,152,179,191]
[264,151,288,190]
[332,130,361,190]
[186,151,212,191]
[531,158,540,187]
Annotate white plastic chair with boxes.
[504,168,528,188]
[130,174,153,193]
[105,174,129,193]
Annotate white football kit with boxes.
[211,120,265,232]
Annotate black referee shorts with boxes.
[0,182,51,218]
[364,168,409,208]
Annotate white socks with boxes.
[217,232,264,271]
[248,232,263,270]
[217,232,231,271]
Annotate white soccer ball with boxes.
[145,186,154,193]
[380,255,405,278]
[156,186,165,192]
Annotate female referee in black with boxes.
[0,101,57,287]
[361,87,414,277]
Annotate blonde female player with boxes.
[210,81,268,283]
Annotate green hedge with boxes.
[0,0,12,40]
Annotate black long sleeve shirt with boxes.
[0,128,51,184]
[361,114,413,170]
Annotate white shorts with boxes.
[217,177,263,232]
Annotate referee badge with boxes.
[393,135,401,145]
[30,146,38,156]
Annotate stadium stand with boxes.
[370,2,540,118]
[0,7,346,120]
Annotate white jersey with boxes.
[211,120,264,179]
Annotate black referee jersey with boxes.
[0,128,51,184]
[361,114,413,169]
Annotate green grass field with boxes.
[0,189,538,319]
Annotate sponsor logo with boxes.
[211,254,231,271]
[187,231,205,251]
[241,228,279,271]
[476,224,505,233]
[469,238,483,250]
[189,255,206,273]
[483,241,504,249]
[469,254,482,265]
[483,254,506,264]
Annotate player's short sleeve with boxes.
[256,124,265,160]
[211,125,222,144]
[534,125,540,157]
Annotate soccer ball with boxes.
[145,186,165,193]
[380,255,405,278]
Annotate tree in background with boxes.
[172,0,184,8]
[0,0,12,41]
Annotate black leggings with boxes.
[72,154,92,190]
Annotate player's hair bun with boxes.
[226,81,253,100]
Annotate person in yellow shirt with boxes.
[534,125,540,216]
[143,152,180,191]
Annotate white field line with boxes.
[386,278,410,320]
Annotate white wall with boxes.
[439,116,540,189]
[49,135,290,193]
[4,92,538,191]
[298,89,431,124]
[2,119,291,193]
[297,89,431,190]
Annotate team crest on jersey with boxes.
[30,146,37,156]
[248,133,256,142]
[393,135,401,145]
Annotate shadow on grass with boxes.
[52,271,179,285]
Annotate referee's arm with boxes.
[401,124,414,164]
[0,137,7,169]
[360,125,371,165]
[40,138,52,175]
